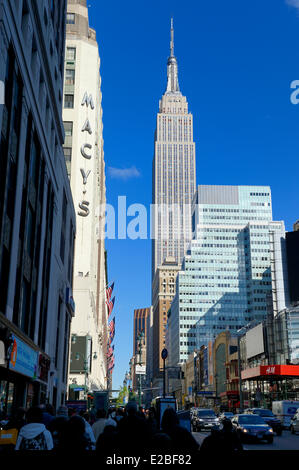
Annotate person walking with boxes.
[200,418,243,453]
[117,401,152,451]
[48,406,69,450]
[91,409,108,442]
[0,407,26,452]
[161,408,199,453]
[40,404,55,429]
[59,415,93,452]
[79,410,96,449]
[15,406,54,451]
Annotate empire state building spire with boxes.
[166,18,180,94]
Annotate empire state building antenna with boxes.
[170,17,174,57]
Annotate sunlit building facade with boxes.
[169,185,286,366]
[152,20,196,279]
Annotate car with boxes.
[249,408,283,436]
[192,408,220,432]
[290,409,299,434]
[219,412,234,422]
[231,414,274,443]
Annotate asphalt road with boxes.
[193,430,299,451]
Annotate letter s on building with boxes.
[78,201,90,217]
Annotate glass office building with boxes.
[169,185,286,366]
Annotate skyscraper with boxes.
[152,257,179,379]
[62,0,108,397]
[169,185,286,366]
[152,20,196,279]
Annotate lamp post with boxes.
[137,331,145,408]
[128,359,133,399]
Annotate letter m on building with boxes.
[81,92,94,110]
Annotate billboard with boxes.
[245,324,264,359]
[9,335,38,379]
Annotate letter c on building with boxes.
[81,143,92,160]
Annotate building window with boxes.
[64,94,74,109]
[60,191,67,263]
[63,147,72,163]
[63,147,72,177]
[63,121,73,136]
[66,47,76,61]
[65,69,75,85]
[66,13,75,24]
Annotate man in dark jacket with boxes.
[161,408,199,453]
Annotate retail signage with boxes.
[135,365,146,375]
[9,335,38,379]
[66,400,87,413]
[242,364,299,380]
[78,91,94,218]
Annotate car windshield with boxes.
[197,410,216,417]
[238,415,266,425]
[254,410,274,417]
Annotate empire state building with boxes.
[152,20,196,278]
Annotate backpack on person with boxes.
[18,431,48,450]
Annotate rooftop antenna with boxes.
[170,18,174,57]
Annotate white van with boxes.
[272,401,299,428]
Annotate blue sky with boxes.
[87,0,299,391]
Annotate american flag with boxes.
[107,345,114,358]
[108,355,115,370]
[106,296,115,317]
[109,318,115,343]
[106,282,115,303]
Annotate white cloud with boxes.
[286,0,299,10]
[108,166,141,180]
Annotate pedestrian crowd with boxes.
[0,402,242,455]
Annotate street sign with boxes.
[161,348,168,360]
[135,364,146,375]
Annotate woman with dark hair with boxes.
[59,415,93,452]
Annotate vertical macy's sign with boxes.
[78,91,94,217]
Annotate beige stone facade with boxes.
[152,257,179,384]
[63,0,108,395]
[152,21,196,278]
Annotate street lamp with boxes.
[137,331,145,407]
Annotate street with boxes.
[193,430,299,451]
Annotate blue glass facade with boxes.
[169,185,286,366]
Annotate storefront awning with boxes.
[241,364,299,380]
